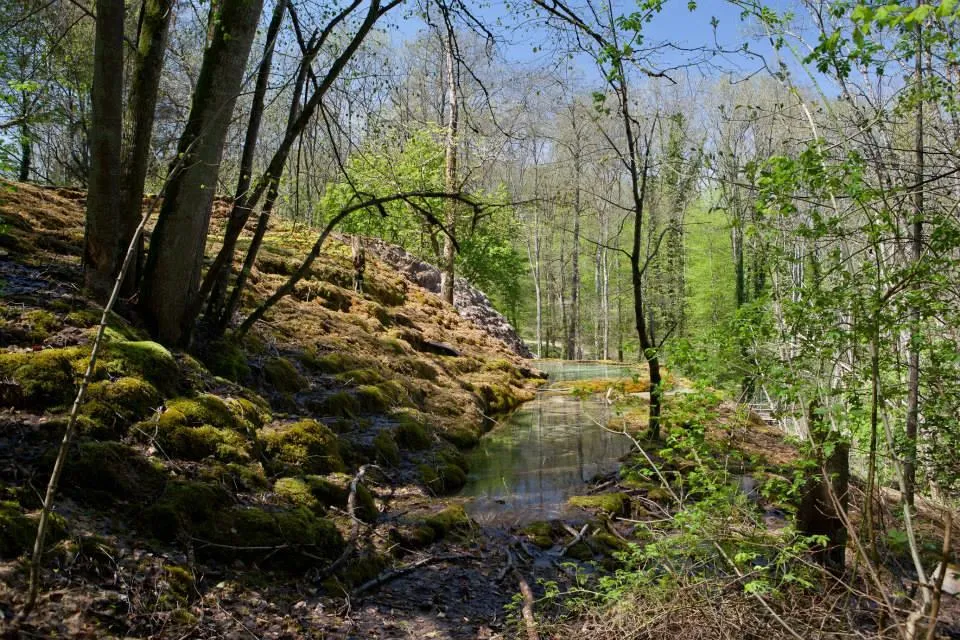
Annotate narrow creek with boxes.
[459,360,640,526]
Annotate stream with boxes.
[459,360,640,526]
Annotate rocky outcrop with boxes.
[346,235,533,358]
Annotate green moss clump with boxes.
[22,309,61,342]
[377,380,407,405]
[0,346,82,409]
[160,395,240,431]
[393,414,432,450]
[104,341,179,396]
[646,487,673,502]
[302,474,377,523]
[418,463,467,495]
[315,391,360,418]
[200,338,250,382]
[0,501,68,558]
[372,430,400,466]
[440,426,479,449]
[355,385,391,412]
[424,505,471,538]
[263,357,307,393]
[199,506,344,565]
[200,462,269,492]
[477,383,523,414]
[410,358,438,381]
[157,565,196,610]
[522,521,555,549]
[376,337,407,355]
[84,376,160,427]
[260,420,344,474]
[590,531,629,553]
[142,480,230,541]
[299,351,368,374]
[567,492,630,516]
[225,396,270,429]
[274,477,319,511]
[335,369,385,385]
[59,441,166,505]
[154,423,251,462]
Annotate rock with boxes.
[350,236,534,358]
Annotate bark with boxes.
[140,0,265,346]
[120,0,174,295]
[904,1,924,508]
[18,122,30,182]
[566,169,580,360]
[440,22,459,306]
[83,0,125,302]
[205,0,287,322]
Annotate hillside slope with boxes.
[0,181,540,637]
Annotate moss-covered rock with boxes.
[199,506,344,566]
[355,385,391,412]
[313,392,360,418]
[159,395,241,431]
[423,505,471,538]
[200,462,269,492]
[440,425,479,449]
[302,474,377,523]
[21,309,61,342]
[418,462,467,495]
[200,338,250,382]
[567,492,630,517]
[59,441,167,505]
[335,368,385,386]
[372,430,400,466]
[157,565,196,610]
[153,422,252,462]
[225,395,270,429]
[82,376,161,433]
[299,351,369,374]
[260,420,344,474]
[0,501,68,558]
[393,414,432,450]
[522,521,556,549]
[274,477,320,511]
[263,357,307,393]
[104,341,179,395]
[0,346,83,409]
[142,480,231,541]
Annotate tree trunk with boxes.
[205,0,287,322]
[904,1,924,508]
[440,24,459,306]
[120,0,174,295]
[566,161,581,360]
[83,0,125,302]
[140,0,265,346]
[18,122,30,182]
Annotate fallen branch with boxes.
[559,523,590,557]
[515,568,540,640]
[351,553,479,597]
[316,464,372,581]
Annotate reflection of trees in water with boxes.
[462,393,633,520]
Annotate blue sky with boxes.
[386,0,809,86]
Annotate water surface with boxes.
[459,361,639,526]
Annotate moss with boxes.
[263,357,307,393]
[59,441,166,505]
[565,541,594,561]
[328,552,389,589]
[199,506,344,566]
[160,395,240,431]
[84,376,160,430]
[200,462,269,492]
[0,501,68,558]
[590,531,629,553]
[142,480,230,541]
[418,463,467,495]
[377,380,407,405]
[646,487,674,503]
[372,430,400,466]
[154,423,252,462]
[157,565,196,610]
[423,505,471,538]
[274,477,320,511]
[355,385,391,412]
[567,492,630,516]
[522,521,556,549]
[225,396,270,429]
[314,391,360,418]
[393,414,432,450]
[476,383,523,414]
[0,346,81,409]
[389,523,437,549]
[200,338,250,382]
[376,337,407,355]
[440,426,480,449]
[410,358,439,381]
[335,368,385,385]
[260,420,344,474]
[299,351,369,374]
[22,309,61,342]
[105,341,179,396]
[303,474,377,523]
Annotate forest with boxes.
[2,0,960,637]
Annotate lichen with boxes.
[260,420,345,474]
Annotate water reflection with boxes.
[460,362,640,526]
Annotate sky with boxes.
[385,0,812,88]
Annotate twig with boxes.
[923,511,953,640]
[559,523,590,558]
[515,568,540,640]
[351,553,479,597]
[316,465,372,580]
